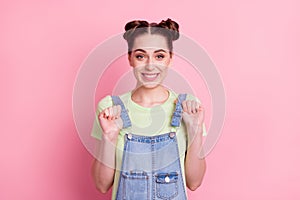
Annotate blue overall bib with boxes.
[112,94,188,200]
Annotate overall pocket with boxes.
[155,172,179,200]
[121,170,149,200]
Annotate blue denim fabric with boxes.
[171,94,187,127]
[113,94,188,200]
[111,95,132,128]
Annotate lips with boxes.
[141,73,159,81]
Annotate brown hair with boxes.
[123,18,180,57]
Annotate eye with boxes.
[156,54,165,60]
[135,54,144,60]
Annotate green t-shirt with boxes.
[91,90,207,199]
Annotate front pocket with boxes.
[122,170,149,200]
[155,172,179,200]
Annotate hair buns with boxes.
[124,20,149,32]
[158,18,180,41]
[123,20,148,41]
[123,18,180,41]
[123,18,180,53]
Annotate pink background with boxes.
[1,0,300,199]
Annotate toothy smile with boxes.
[142,73,159,81]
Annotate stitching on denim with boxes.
[171,93,187,127]
[116,134,128,200]
[125,132,172,143]
[123,172,149,199]
[111,95,132,128]
[151,136,155,200]
[117,134,151,200]
[156,181,178,200]
[155,172,179,199]
[173,135,188,200]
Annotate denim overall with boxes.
[112,94,188,200]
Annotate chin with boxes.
[139,82,161,89]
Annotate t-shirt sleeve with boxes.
[185,94,208,137]
[90,95,113,140]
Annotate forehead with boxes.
[132,34,169,52]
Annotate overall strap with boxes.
[111,95,132,129]
[171,93,187,127]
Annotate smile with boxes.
[141,73,159,81]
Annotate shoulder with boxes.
[119,91,132,102]
[168,90,203,103]
[185,93,202,103]
[173,92,202,103]
[96,95,113,112]
[96,91,132,111]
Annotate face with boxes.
[128,34,172,89]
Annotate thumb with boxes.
[181,110,189,120]
[114,117,124,129]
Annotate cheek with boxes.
[164,58,172,66]
[133,68,140,79]
[156,60,170,68]
[132,60,145,67]
[160,67,168,76]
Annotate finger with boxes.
[98,111,105,120]
[182,100,187,112]
[116,105,122,118]
[115,105,123,128]
[191,100,197,114]
[186,100,192,114]
[112,106,118,119]
[197,104,205,119]
[113,105,121,120]
[195,101,201,113]
[199,105,205,114]
[104,108,110,119]
[115,117,123,129]
[108,107,114,120]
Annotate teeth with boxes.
[143,73,158,78]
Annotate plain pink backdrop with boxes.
[1,0,300,199]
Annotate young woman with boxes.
[91,18,207,200]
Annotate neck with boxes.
[131,85,169,107]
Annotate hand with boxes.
[98,105,123,142]
[181,100,205,133]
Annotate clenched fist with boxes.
[98,105,123,142]
[181,100,205,135]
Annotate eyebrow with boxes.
[133,49,167,53]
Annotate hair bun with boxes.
[123,20,149,40]
[158,18,180,41]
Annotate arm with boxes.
[91,105,122,193]
[182,100,207,191]
[91,135,117,193]
[184,124,206,191]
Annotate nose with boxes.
[145,64,155,71]
[145,56,155,70]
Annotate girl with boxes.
[91,18,207,200]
